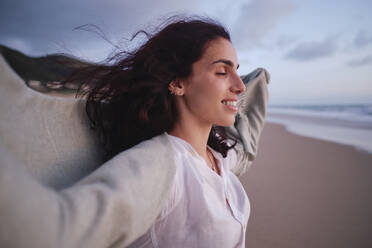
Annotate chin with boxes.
[215,116,235,127]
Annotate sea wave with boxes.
[268,104,372,124]
[266,104,372,154]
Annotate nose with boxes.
[231,73,246,94]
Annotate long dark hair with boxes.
[65,15,236,161]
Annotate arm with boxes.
[225,68,270,177]
[0,135,175,248]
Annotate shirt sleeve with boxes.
[0,137,176,248]
[225,68,270,178]
[156,165,182,221]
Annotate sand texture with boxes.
[241,123,372,248]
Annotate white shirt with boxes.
[128,133,250,248]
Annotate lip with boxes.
[221,98,238,102]
[223,104,238,112]
[221,99,238,112]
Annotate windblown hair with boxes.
[65,15,236,161]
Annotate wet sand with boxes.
[241,123,372,248]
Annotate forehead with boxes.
[200,38,238,67]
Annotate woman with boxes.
[0,16,269,248]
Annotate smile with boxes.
[221,100,237,107]
[221,100,238,112]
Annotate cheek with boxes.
[184,77,214,110]
[186,75,212,98]
[192,74,223,96]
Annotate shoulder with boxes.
[128,133,171,152]
[113,133,172,163]
[92,133,177,183]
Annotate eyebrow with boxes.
[211,59,239,70]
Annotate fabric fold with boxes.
[225,68,270,177]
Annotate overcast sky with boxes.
[1,0,371,105]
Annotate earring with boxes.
[169,81,180,96]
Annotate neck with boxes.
[169,115,211,159]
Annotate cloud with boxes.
[276,34,297,48]
[284,36,338,61]
[0,0,202,57]
[347,55,372,67]
[231,0,295,50]
[353,30,372,48]
[1,0,297,57]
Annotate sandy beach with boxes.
[241,122,372,247]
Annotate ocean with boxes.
[266,104,372,154]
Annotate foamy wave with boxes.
[268,104,372,124]
[266,104,372,154]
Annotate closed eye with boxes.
[216,72,227,75]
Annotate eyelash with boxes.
[216,72,227,76]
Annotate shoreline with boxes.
[241,122,372,248]
[266,111,372,155]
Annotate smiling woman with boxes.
[66,16,242,161]
[0,15,269,248]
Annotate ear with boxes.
[168,79,185,96]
